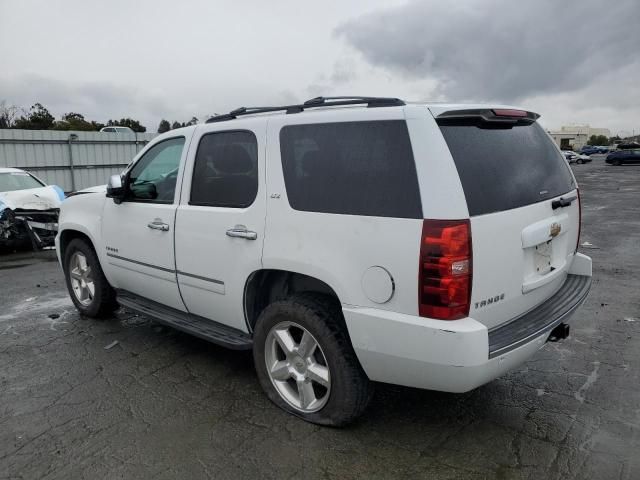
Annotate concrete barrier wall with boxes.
[0,129,158,191]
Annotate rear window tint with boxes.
[190,131,258,208]
[279,120,422,218]
[439,122,575,216]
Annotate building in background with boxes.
[548,125,611,150]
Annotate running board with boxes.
[116,290,252,350]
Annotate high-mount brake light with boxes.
[492,109,528,117]
[419,219,472,320]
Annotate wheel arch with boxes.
[58,228,97,266]
[244,269,342,332]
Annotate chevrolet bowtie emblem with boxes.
[550,222,561,238]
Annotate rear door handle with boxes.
[147,219,170,231]
[226,225,257,240]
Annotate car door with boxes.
[174,121,266,331]
[102,134,191,311]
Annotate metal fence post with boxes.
[67,133,78,191]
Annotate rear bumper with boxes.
[343,253,592,393]
[488,273,591,358]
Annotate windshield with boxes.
[0,172,45,192]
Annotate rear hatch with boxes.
[433,107,579,329]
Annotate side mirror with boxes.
[106,174,125,203]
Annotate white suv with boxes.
[56,97,592,426]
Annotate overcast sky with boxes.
[1,0,638,135]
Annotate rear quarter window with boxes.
[279,120,422,218]
[438,122,575,216]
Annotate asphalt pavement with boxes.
[1,156,638,479]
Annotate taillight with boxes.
[576,188,581,252]
[419,219,472,320]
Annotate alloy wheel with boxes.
[264,321,331,413]
[69,251,95,306]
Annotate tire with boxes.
[576,159,583,164]
[613,159,622,166]
[63,238,117,318]
[252,293,373,426]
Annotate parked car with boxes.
[100,126,134,134]
[615,142,640,150]
[563,151,592,164]
[580,146,596,155]
[606,149,640,165]
[56,97,592,426]
[581,146,610,155]
[0,167,64,250]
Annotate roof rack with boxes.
[206,96,405,123]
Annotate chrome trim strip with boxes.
[176,270,224,286]
[106,253,175,273]
[105,253,224,286]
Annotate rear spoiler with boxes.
[436,108,540,127]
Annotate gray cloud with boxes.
[336,0,640,103]
[0,74,209,130]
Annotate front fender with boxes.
[56,192,106,268]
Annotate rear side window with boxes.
[439,122,575,216]
[190,130,258,208]
[279,120,421,218]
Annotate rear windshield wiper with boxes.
[551,195,577,210]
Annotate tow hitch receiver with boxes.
[548,323,570,342]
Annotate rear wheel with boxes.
[253,293,372,426]
[63,238,117,317]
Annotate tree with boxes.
[13,103,55,130]
[157,119,171,133]
[53,112,102,131]
[107,118,146,132]
[0,101,19,129]
[588,134,609,146]
[167,117,198,130]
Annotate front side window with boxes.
[279,120,422,218]
[190,131,258,208]
[127,137,185,203]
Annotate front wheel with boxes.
[63,238,117,317]
[253,293,372,426]
[613,159,622,166]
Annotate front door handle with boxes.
[147,219,170,231]
[226,225,257,240]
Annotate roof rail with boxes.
[206,96,405,123]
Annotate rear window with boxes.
[279,120,422,218]
[439,122,575,216]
